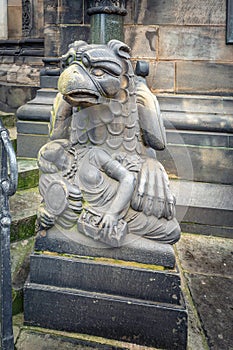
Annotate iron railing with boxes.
[0,118,18,350]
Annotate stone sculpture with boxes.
[37,39,181,247]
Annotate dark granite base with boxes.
[24,281,187,350]
[24,227,187,349]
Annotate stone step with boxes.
[11,238,35,315]
[8,126,17,151]
[24,280,187,349]
[157,141,233,185]
[15,327,160,350]
[17,158,39,190]
[29,252,182,305]
[9,187,41,242]
[0,110,16,128]
[170,179,233,238]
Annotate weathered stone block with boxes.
[157,94,233,118]
[17,121,49,135]
[8,5,22,38]
[7,86,36,109]
[30,253,182,305]
[24,283,187,349]
[44,0,58,25]
[160,26,233,61]
[166,129,232,148]
[60,25,90,55]
[185,274,233,350]
[17,134,49,158]
[0,56,15,64]
[59,0,83,24]
[124,25,158,58]
[176,62,233,95]
[7,65,20,83]
[124,0,134,24]
[157,144,233,185]
[133,0,225,25]
[44,25,61,57]
[146,61,175,92]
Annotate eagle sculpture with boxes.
[37,40,180,247]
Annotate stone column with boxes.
[87,0,127,44]
[0,0,8,39]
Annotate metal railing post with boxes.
[0,118,18,350]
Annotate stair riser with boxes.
[24,284,187,350]
[157,144,233,185]
[30,254,182,305]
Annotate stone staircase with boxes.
[0,111,41,316]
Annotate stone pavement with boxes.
[13,233,233,350]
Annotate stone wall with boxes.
[43,0,233,96]
[124,0,233,96]
[1,0,233,111]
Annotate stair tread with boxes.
[10,187,41,220]
[170,179,233,211]
[26,281,186,310]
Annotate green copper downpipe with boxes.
[87,0,127,44]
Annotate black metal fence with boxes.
[0,118,18,350]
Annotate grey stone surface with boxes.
[180,222,233,239]
[17,134,49,158]
[16,102,53,121]
[170,180,233,237]
[40,76,59,89]
[176,234,233,277]
[35,226,176,268]
[60,26,90,55]
[24,282,187,349]
[0,83,38,112]
[157,144,233,185]
[17,121,49,135]
[15,329,130,350]
[29,253,181,304]
[158,94,233,116]
[166,129,232,148]
[131,0,226,25]
[147,61,175,93]
[124,26,158,58]
[160,26,233,61]
[176,234,233,350]
[157,94,233,133]
[176,61,233,95]
[58,0,83,25]
[15,328,159,350]
[186,274,233,350]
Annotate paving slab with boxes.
[175,234,233,277]
[185,274,233,350]
[175,233,233,350]
[9,187,41,241]
[15,328,160,350]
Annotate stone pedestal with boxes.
[24,227,188,349]
[16,59,60,158]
